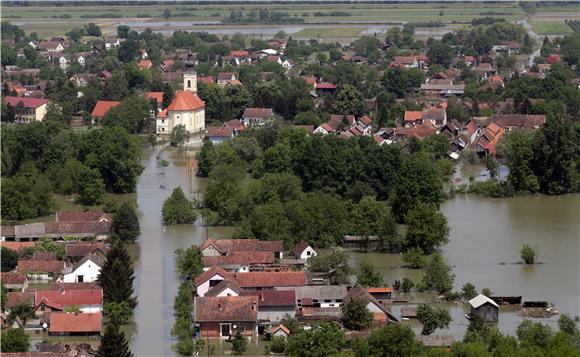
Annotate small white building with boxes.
[292,241,317,260]
[195,267,229,297]
[63,255,103,283]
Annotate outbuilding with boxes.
[469,294,499,322]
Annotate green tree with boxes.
[162,83,174,108]
[286,322,346,357]
[0,283,5,308]
[417,303,452,335]
[231,328,247,355]
[557,314,578,335]
[351,196,399,252]
[332,84,364,116]
[98,242,137,308]
[427,41,454,67]
[307,247,350,285]
[102,96,150,134]
[404,203,449,253]
[421,253,455,294]
[7,302,35,325]
[516,320,552,348]
[103,71,129,101]
[75,166,105,205]
[197,140,216,177]
[356,324,424,357]
[401,278,415,293]
[486,156,499,181]
[174,246,203,280]
[263,143,292,173]
[356,261,384,287]
[96,323,134,357]
[402,247,426,269]
[104,301,133,326]
[341,298,373,331]
[1,247,19,272]
[502,130,539,193]
[520,244,537,264]
[117,25,130,38]
[118,39,140,63]
[1,167,54,221]
[462,283,478,300]
[163,187,197,225]
[171,124,189,147]
[392,153,444,222]
[1,328,30,352]
[269,335,287,353]
[110,202,140,243]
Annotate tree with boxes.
[332,84,364,116]
[486,156,499,181]
[417,303,452,335]
[341,298,373,331]
[170,124,189,147]
[174,246,203,280]
[427,41,454,67]
[117,25,130,38]
[75,166,105,205]
[1,247,19,272]
[231,328,247,355]
[96,323,133,357]
[102,96,150,134]
[263,143,292,173]
[110,202,140,243]
[402,247,426,269]
[351,196,399,252]
[557,314,578,335]
[307,247,350,285]
[7,302,35,325]
[520,244,537,264]
[421,253,455,294]
[163,187,197,225]
[162,83,174,108]
[356,261,384,287]
[392,153,444,222]
[1,328,30,352]
[104,301,133,326]
[404,203,449,253]
[84,23,102,36]
[516,320,552,348]
[118,39,140,63]
[103,71,129,100]
[197,140,216,177]
[162,8,172,19]
[502,130,539,193]
[285,322,346,357]
[401,278,414,293]
[98,242,137,308]
[462,283,478,300]
[0,283,5,308]
[355,324,424,357]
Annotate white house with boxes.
[282,59,294,70]
[63,255,103,283]
[292,241,317,260]
[58,55,69,71]
[272,324,290,339]
[205,279,240,297]
[195,267,229,297]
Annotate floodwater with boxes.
[131,148,579,355]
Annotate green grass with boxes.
[294,27,363,38]
[531,21,573,35]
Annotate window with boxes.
[77,275,84,283]
[307,251,311,256]
[187,80,191,88]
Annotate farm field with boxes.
[294,27,363,38]
[531,21,574,35]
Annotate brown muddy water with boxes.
[129,149,579,356]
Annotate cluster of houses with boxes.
[191,238,398,339]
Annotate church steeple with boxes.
[183,49,197,94]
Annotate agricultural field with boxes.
[2,2,529,38]
[294,27,363,39]
[531,21,574,35]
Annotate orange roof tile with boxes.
[137,60,153,69]
[144,92,163,103]
[166,91,204,111]
[91,100,121,117]
[366,287,393,293]
[404,111,423,121]
[49,312,102,333]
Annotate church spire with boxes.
[183,49,197,93]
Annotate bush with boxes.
[467,181,510,198]
[520,244,537,264]
[341,298,373,331]
[401,278,415,293]
[402,247,426,269]
[461,283,478,300]
[269,335,287,353]
[163,187,197,225]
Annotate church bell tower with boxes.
[183,49,197,94]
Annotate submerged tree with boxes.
[98,242,137,308]
[110,202,140,243]
[356,261,384,287]
[421,253,455,295]
[417,303,452,335]
[341,298,373,331]
[163,187,197,225]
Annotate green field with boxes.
[294,27,363,38]
[532,21,573,35]
[1,2,529,37]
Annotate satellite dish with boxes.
[42,323,48,329]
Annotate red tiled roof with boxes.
[167,91,204,111]
[360,115,372,126]
[162,59,175,67]
[49,312,102,333]
[6,291,34,309]
[0,272,27,285]
[234,271,307,288]
[366,287,393,293]
[491,114,545,130]
[203,251,274,267]
[144,92,163,103]
[292,241,309,257]
[272,324,290,335]
[320,123,333,132]
[65,242,109,258]
[207,125,234,139]
[217,72,235,81]
[224,119,246,131]
[195,296,258,322]
[1,241,36,251]
[315,82,337,90]
[17,260,65,274]
[229,50,249,57]
[91,100,121,117]
[35,289,103,307]
[194,266,230,286]
[4,96,48,109]
[44,221,111,235]
[267,55,280,62]
[198,76,214,84]
[199,239,283,255]
[391,56,416,65]
[55,211,110,222]
[240,289,296,307]
[205,279,241,297]
[302,76,316,85]
[32,252,58,261]
[242,108,273,119]
[157,109,168,118]
[404,111,423,121]
[137,60,153,69]
[545,54,561,64]
[1,226,16,237]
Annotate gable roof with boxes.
[0,272,27,285]
[217,72,235,81]
[202,251,275,267]
[235,271,307,288]
[207,125,234,139]
[229,50,249,57]
[144,92,163,103]
[49,312,102,333]
[4,96,49,109]
[55,211,110,222]
[166,91,204,111]
[242,108,274,119]
[17,260,65,274]
[272,324,290,335]
[35,289,103,307]
[91,100,121,117]
[205,279,241,297]
[6,291,34,309]
[240,290,296,307]
[282,285,347,300]
[315,82,337,90]
[195,296,258,322]
[198,76,214,84]
[345,286,399,322]
[404,111,423,122]
[491,114,545,130]
[469,294,499,308]
[292,241,310,256]
[65,242,109,258]
[194,266,230,286]
[199,239,283,255]
[422,107,446,121]
[69,254,104,273]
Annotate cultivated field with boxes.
[294,27,363,39]
[531,21,574,35]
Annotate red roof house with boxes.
[91,100,121,119]
[49,312,102,335]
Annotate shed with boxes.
[468,294,499,322]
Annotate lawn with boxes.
[294,27,363,38]
[531,21,573,35]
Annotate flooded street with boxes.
[131,148,579,354]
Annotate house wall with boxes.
[63,259,101,283]
[35,103,48,121]
[156,118,169,134]
[273,330,289,339]
[79,304,102,313]
[198,321,256,338]
[299,247,317,260]
[214,287,239,297]
[472,303,498,322]
[197,275,225,297]
[201,245,222,257]
[257,306,295,322]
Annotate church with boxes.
[156,51,205,135]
